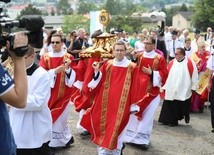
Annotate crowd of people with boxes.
[1,25,214,155]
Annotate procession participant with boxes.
[124,36,167,150]
[71,30,107,136]
[39,34,76,149]
[191,29,201,53]
[150,28,167,60]
[72,55,101,136]
[80,41,136,155]
[166,30,183,61]
[9,46,52,155]
[191,37,210,113]
[158,47,198,126]
[184,37,194,58]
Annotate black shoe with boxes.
[141,144,148,150]
[211,129,214,133]
[120,143,125,155]
[126,142,141,148]
[63,137,74,149]
[185,116,190,124]
[169,122,178,127]
[126,142,148,150]
[80,131,90,136]
[199,107,204,113]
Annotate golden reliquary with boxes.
[79,9,116,59]
[79,35,116,58]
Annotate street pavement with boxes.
[56,103,214,155]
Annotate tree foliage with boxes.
[104,0,120,15]
[107,16,143,33]
[16,4,43,20]
[103,0,143,16]
[62,14,90,33]
[192,0,214,31]
[179,3,188,11]
[77,0,99,14]
[56,0,73,15]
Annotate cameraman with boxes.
[0,32,28,155]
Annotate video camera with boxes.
[0,0,44,57]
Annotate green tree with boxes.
[107,16,143,33]
[179,3,188,12]
[192,0,214,31]
[56,0,73,15]
[104,0,121,15]
[16,4,43,19]
[77,0,99,14]
[63,14,90,33]
[104,0,142,16]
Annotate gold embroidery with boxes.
[57,53,71,101]
[98,60,113,145]
[44,53,50,69]
[109,63,134,149]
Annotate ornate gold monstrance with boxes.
[79,9,116,59]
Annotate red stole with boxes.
[81,60,135,150]
[39,53,75,123]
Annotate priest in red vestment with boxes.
[124,36,168,150]
[39,34,76,148]
[80,41,136,155]
[71,57,101,136]
[191,37,210,113]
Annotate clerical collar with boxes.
[49,50,64,57]
[113,57,129,67]
[143,50,156,58]
[184,47,191,51]
[26,63,39,75]
[177,56,185,62]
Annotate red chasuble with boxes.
[71,57,100,112]
[80,60,135,150]
[132,52,167,119]
[39,53,75,123]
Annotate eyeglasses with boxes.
[51,41,61,44]
[115,49,125,52]
[144,42,152,45]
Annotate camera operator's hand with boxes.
[2,32,28,108]
[13,32,28,49]
[6,32,29,58]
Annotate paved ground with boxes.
[56,103,214,155]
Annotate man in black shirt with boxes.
[71,28,89,60]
